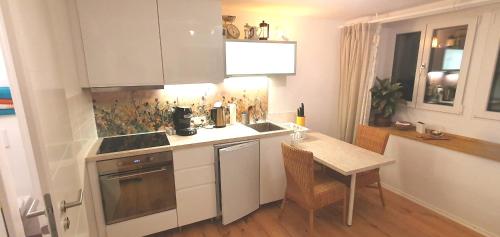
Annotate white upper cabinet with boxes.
[76,0,164,87]
[225,40,297,77]
[158,0,224,85]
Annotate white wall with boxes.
[221,9,342,137]
[377,4,500,237]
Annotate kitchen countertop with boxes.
[86,123,293,162]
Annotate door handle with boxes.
[60,189,83,214]
[23,194,58,236]
[24,198,45,218]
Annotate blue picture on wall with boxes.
[0,87,15,116]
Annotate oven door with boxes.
[99,164,176,225]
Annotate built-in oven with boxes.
[96,151,176,225]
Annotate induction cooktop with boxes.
[97,132,169,154]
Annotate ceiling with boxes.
[221,0,442,20]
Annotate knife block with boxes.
[296,116,305,126]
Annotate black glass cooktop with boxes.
[97,132,170,154]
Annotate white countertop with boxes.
[86,123,293,162]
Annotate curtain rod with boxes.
[339,0,498,28]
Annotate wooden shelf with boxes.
[373,126,500,162]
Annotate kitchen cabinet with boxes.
[259,134,291,204]
[158,0,224,85]
[173,145,214,170]
[76,0,164,87]
[173,145,217,226]
[225,40,297,77]
[176,184,217,226]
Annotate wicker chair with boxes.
[280,143,346,235]
[330,125,390,208]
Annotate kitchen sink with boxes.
[246,122,284,133]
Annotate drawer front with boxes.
[174,165,215,190]
[176,183,217,226]
[173,146,214,170]
[106,209,177,237]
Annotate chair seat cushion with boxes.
[313,171,345,208]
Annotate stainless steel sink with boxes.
[246,122,284,133]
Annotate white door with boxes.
[218,141,260,225]
[0,0,97,236]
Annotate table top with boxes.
[293,132,395,175]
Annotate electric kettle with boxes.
[211,107,226,128]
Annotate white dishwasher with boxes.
[215,140,260,225]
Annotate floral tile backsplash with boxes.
[92,79,268,137]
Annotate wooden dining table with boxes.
[292,132,396,226]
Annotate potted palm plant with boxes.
[370,78,403,127]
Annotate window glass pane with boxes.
[424,25,468,106]
[487,49,500,112]
[391,32,421,101]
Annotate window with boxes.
[423,25,468,107]
[487,49,500,112]
[391,32,421,102]
[473,15,500,121]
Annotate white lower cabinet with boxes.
[106,209,177,237]
[259,134,291,204]
[176,183,217,226]
[173,145,217,227]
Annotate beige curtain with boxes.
[338,23,381,143]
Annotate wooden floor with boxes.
[149,188,482,237]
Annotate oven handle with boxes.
[105,167,169,181]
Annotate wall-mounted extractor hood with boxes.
[224,40,297,77]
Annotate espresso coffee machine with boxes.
[173,107,197,136]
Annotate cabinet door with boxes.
[158,0,224,85]
[176,184,217,226]
[260,135,291,204]
[173,145,214,170]
[416,17,478,114]
[225,40,297,77]
[77,0,164,87]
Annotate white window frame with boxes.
[387,23,427,108]
[473,12,500,120]
[415,17,478,114]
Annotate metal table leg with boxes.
[347,173,356,226]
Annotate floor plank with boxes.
[148,188,483,237]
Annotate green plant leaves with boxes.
[370,77,403,118]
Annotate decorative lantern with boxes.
[259,21,269,40]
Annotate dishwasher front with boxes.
[215,140,260,225]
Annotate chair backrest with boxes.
[355,125,390,155]
[281,143,314,206]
